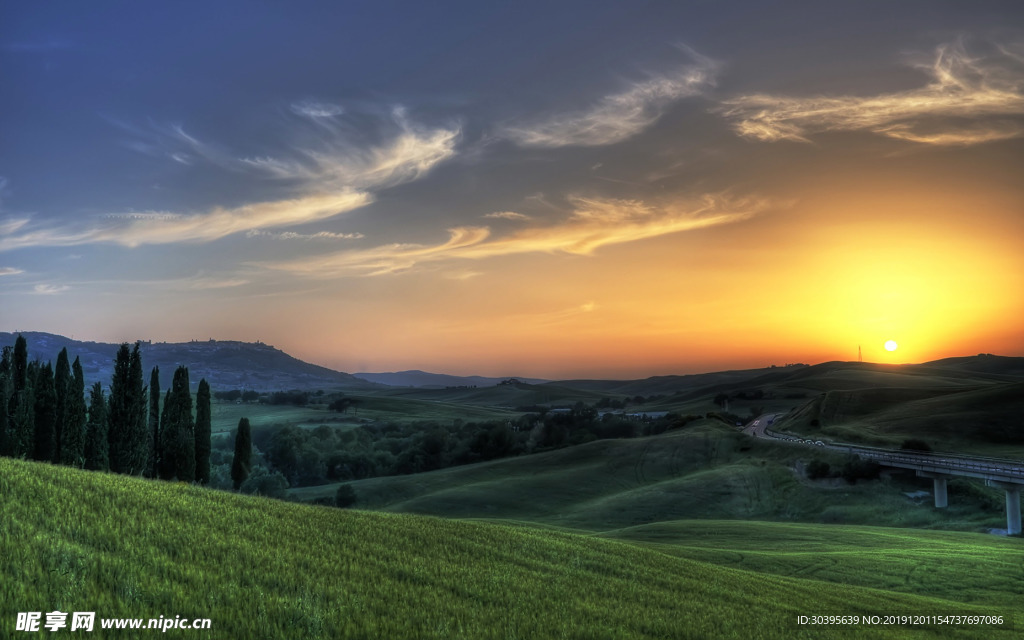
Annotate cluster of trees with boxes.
[213,389,261,403]
[0,336,87,465]
[0,335,217,485]
[266,390,314,406]
[212,388,328,407]
[805,457,881,484]
[594,394,666,409]
[241,404,704,489]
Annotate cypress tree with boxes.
[33,362,56,462]
[108,343,132,473]
[62,357,87,467]
[12,334,28,393]
[147,367,161,478]
[159,388,174,480]
[195,378,211,484]
[11,383,35,458]
[0,346,11,456]
[165,366,195,482]
[9,335,34,458]
[53,348,71,463]
[108,342,148,475]
[84,382,108,471]
[231,417,252,490]
[128,343,148,473]
[174,367,195,482]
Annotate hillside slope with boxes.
[1,458,1017,639]
[777,381,1024,456]
[0,332,376,391]
[293,421,1009,532]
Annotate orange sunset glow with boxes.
[3,6,1024,379]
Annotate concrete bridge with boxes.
[750,417,1024,534]
[842,445,1023,535]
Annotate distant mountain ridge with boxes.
[0,332,376,392]
[353,370,549,388]
[4,332,1021,395]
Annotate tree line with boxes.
[0,334,244,486]
[243,403,705,491]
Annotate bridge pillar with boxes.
[986,480,1022,536]
[1007,488,1021,536]
[917,472,950,508]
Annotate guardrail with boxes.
[760,421,1024,533]
[761,426,1024,480]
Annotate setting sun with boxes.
[884,340,899,352]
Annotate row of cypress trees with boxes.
[0,334,213,484]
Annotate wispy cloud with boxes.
[105,118,227,167]
[176,277,250,291]
[719,40,1024,145]
[0,267,24,276]
[262,193,770,277]
[1,110,458,252]
[0,217,30,236]
[502,46,718,147]
[520,301,600,327]
[245,229,364,240]
[291,101,344,118]
[33,284,69,295]
[0,192,371,251]
[241,110,458,190]
[483,211,531,221]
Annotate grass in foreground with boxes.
[2,458,1019,639]
[600,520,1024,609]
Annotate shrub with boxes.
[806,460,831,480]
[240,467,289,498]
[841,458,880,484]
[335,484,357,508]
[900,438,931,452]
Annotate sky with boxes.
[2,0,1024,379]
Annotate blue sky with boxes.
[2,1,1024,377]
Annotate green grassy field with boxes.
[210,402,345,434]
[210,394,521,437]
[342,393,524,424]
[599,520,1024,610]
[2,458,1019,639]
[291,421,1009,533]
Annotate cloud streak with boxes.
[719,40,1024,145]
[245,229,364,241]
[0,267,24,276]
[483,211,531,221]
[262,193,769,277]
[291,101,344,118]
[241,113,458,190]
[502,47,718,147]
[33,284,69,295]
[1,110,458,252]
[0,192,371,251]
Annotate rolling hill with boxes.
[0,332,377,392]
[291,420,1010,533]
[353,370,549,388]
[769,362,1024,456]
[2,457,1018,639]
